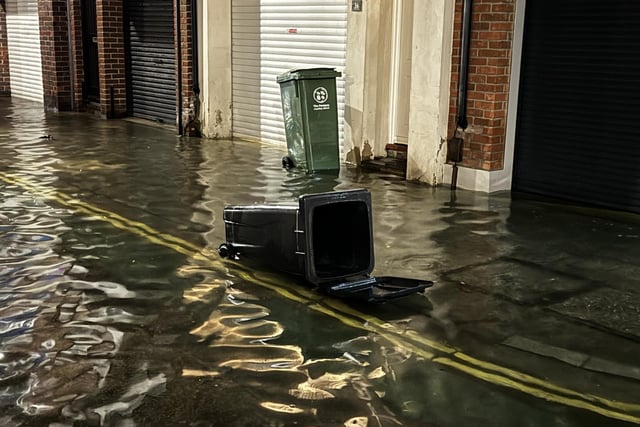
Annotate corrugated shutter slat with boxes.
[514,0,640,213]
[125,0,176,124]
[5,0,43,103]
[232,0,347,147]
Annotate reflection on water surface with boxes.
[1,98,638,427]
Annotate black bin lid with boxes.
[276,67,342,83]
[327,276,433,303]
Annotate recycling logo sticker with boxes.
[312,87,331,111]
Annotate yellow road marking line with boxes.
[0,172,201,256]
[434,357,640,425]
[238,270,640,418]
[2,171,639,424]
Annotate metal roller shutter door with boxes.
[5,0,43,102]
[514,0,640,213]
[125,0,176,124]
[231,0,347,146]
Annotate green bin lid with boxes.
[276,67,342,83]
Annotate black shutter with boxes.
[125,0,176,124]
[514,0,640,213]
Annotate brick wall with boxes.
[69,0,84,109]
[38,0,74,111]
[0,3,10,95]
[177,0,198,134]
[449,0,515,171]
[29,0,195,125]
[96,0,126,118]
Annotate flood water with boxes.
[1,98,639,426]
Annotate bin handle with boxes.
[295,80,299,98]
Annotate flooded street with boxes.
[1,98,640,426]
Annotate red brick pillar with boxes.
[177,0,199,134]
[96,0,126,118]
[69,0,84,109]
[449,0,515,171]
[0,3,10,95]
[38,0,74,111]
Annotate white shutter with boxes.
[6,0,43,103]
[232,0,347,146]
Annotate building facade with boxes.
[446,0,640,214]
[199,0,639,213]
[1,0,638,213]
[1,0,197,131]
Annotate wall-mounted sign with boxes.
[352,0,362,12]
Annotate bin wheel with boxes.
[282,156,294,169]
[218,243,232,258]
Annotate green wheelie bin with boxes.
[276,68,342,172]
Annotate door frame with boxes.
[388,0,413,146]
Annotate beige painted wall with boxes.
[200,0,454,189]
[406,0,454,185]
[344,0,454,186]
[200,0,232,139]
[343,6,366,163]
[366,2,393,158]
[343,0,393,163]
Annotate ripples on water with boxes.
[4,99,635,426]
[1,100,457,426]
[0,186,122,422]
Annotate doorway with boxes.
[124,0,177,124]
[82,0,99,103]
[390,0,413,147]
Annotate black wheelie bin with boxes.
[218,189,432,302]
